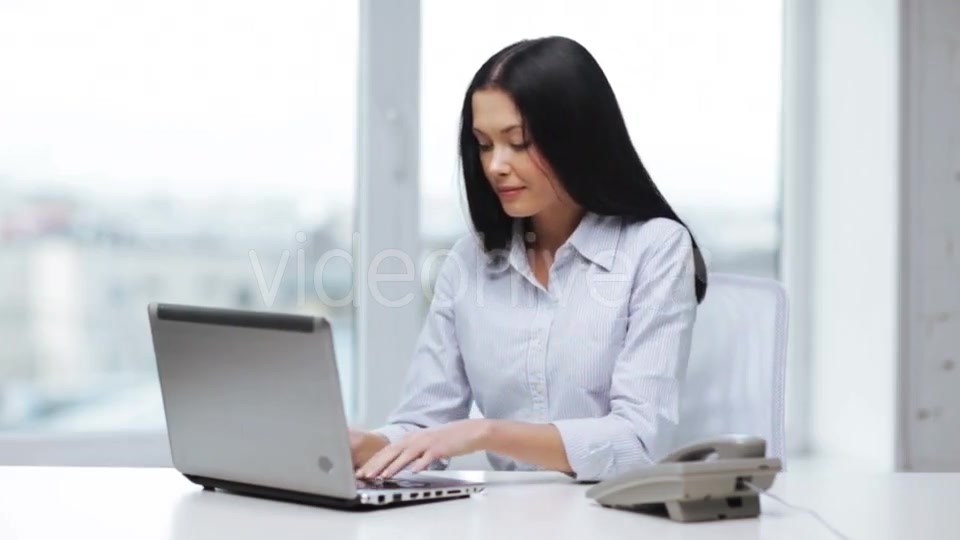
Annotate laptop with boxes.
[147,302,485,509]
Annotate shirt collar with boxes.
[492,212,623,274]
[566,212,622,271]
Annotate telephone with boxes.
[585,434,782,522]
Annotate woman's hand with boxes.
[356,419,493,479]
[349,429,390,469]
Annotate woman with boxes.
[352,36,707,482]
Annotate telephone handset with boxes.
[659,434,767,462]
[585,434,782,522]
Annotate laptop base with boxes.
[184,474,472,511]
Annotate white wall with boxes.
[809,0,901,469]
[899,0,960,471]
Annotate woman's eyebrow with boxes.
[472,124,523,136]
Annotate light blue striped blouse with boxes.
[373,212,699,481]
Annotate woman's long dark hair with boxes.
[459,36,708,302]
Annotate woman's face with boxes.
[471,88,574,218]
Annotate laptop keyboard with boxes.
[355,478,430,490]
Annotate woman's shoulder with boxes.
[445,232,485,262]
[612,218,699,296]
[431,232,486,276]
[618,217,693,257]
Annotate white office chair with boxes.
[673,272,789,462]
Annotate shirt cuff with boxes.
[371,423,419,444]
[551,418,618,481]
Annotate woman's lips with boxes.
[497,186,525,199]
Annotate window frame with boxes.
[779,0,816,457]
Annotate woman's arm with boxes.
[359,239,474,455]
[550,226,698,480]
[482,420,572,472]
[356,418,572,479]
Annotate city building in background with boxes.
[0,188,355,431]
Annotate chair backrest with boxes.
[673,273,788,461]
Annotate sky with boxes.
[0,0,782,234]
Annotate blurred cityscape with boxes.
[0,183,357,431]
[0,181,778,433]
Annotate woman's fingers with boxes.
[357,432,447,478]
[358,442,427,479]
[380,446,423,479]
[408,451,437,474]
[357,444,402,478]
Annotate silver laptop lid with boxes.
[148,303,356,500]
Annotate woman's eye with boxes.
[476,141,527,152]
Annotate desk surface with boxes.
[1,465,957,539]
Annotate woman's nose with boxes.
[489,148,511,176]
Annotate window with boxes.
[0,1,359,434]
[0,0,787,464]
[420,0,783,279]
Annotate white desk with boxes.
[0,465,957,539]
